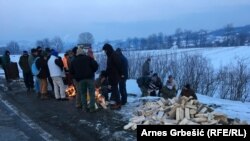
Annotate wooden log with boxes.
[157,111,165,120]
[143,120,150,125]
[176,108,180,121]
[163,119,178,125]
[144,110,154,116]
[186,121,200,125]
[195,113,208,118]
[179,108,184,120]
[131,116,145,123]
[199,107,208,113]
[201,120,218,125]
[167,105,178,118]
[190,109,197,115]
[124,122,135,130]
[192,117,208,123]
[131,124,137,130]
[185,104,197,109]
[157,100,164,106]
[185,108,190,119]
[179,118,189,125]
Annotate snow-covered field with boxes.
[1,46,250,123]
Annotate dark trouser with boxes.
[110,84,121,105]
[23,71,34,89]
[119,78,127,104]
[79,79,95,109]
[48,76,54,91]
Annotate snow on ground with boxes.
[118,79,250,123]
[1,46,250,123]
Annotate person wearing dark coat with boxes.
[95,70,110,101]
[142,58,151,77]
[36,50,49,100]
[148,73,163,96]
[102,43,124,109]
[19,51,34,92]
[2,50,11,82]
[116,48,128,105]
[180,84,197,100]
[70,47,98,112]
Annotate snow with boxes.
[0,46,250,123]
[119,79,250,123]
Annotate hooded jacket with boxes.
[102,44,124,85]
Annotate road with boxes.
[0,79,136,141]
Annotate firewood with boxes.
[131,116,145,123]
[199,107,208,113]
[179,118,189,125]
[190,109,197,115]
[201,120,218,125]
[163,119,178,125]
[185,104,197,109]
[157,111,165,120]
[185,108,190,119]
[176,107,184,121]
[192,117,208,123]
[131,124,137,130]
[167,105,178,118]
[124,122,134,130]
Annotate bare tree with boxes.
[6,41,20,54]
[51,36,64,52]
[78,32,94,45]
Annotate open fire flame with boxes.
[65,86,107,109]
[65,85,76,97]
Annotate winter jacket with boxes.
[142,60,150,76]
[19,54,31,73]
[36,57,49,79]
[103,45,124,85]
[1,53,10,69]
[28,55,35,68]
[117,51,128,79]
[180,88,197,100]
[70,54,98,82]
[48,55,63,77]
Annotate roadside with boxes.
[0,78,136,141]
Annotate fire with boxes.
[65,85,76,97]
[95,88,107,109]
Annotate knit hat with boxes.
[51,50,58,57]
[23,50,28,54]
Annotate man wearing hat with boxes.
[19,50,34,92]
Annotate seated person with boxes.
[147,73,163,96]
[161,75,177,99]
[95,70,111,101]
[180,83,197,100]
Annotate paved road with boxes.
[0,79,136,141]
[0,99,46,141]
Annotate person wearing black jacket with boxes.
[102,44,124,109]
[116,48,128,105]
[70,47,98,112]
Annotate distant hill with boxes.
[209,24,250,36]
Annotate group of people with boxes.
[137,58,197,100]
[1,43,197,113]
[4,43,128,112]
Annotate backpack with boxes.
[31,57,40,76]
[55,57,64,71]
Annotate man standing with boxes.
[142,58,151,77]
[2,50,11,82]
[102,44,124,109]
[116,48,128,105]
[19,51,34,92]
[70,47,98,112]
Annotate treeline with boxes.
[110,24,250,50]
[95,52,250,102]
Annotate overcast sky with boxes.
[1,0,250,43]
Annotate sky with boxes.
[1,0,250,44]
